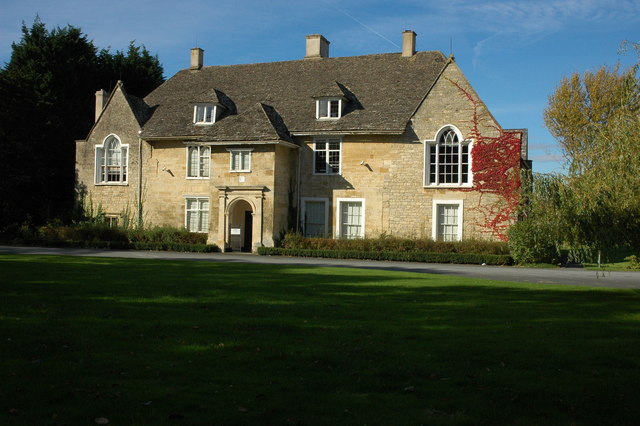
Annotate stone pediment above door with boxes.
[215,185,269,252]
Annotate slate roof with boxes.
[126,91,154,127]
[140,51,449,142]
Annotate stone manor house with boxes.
[76,31,529,252]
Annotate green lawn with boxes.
[1,254,639,425]
[580,245,640,271]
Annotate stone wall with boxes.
[297,61,508,240]
[77,60,516,246]
[75,85,142,222]
[142,142,286,248]
[273,144,297,242]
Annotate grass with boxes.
[582,256,639,271]
[1,254,640,425]
[578,245,640,271]
[583,261,634,271]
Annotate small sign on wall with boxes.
[230,227,242,236]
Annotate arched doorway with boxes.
[228,199,254,252]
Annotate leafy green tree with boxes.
[509,173,567,264]
[0,18,164,229]
[545,65,639,176]
[539,45,640,253]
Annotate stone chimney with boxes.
[95,89,110,122]
[305,34,330,59]
[402,30,417,57]
[191,47,204,70]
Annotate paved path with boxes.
[1,245,639,289]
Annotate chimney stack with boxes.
[305,34,330,59]
[402,30,417,57]
[95,89,110,122]
[191,47,204,70]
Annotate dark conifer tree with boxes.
[0,18,164,228]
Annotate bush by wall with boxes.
[507,219,559,264]
[127,226,208,245]
[0,222,218,253]
[281,233,510,255]
[258,247,513,266]
[129,242,217,252]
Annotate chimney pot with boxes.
[191,47,204,70]
[402,30,417,57]
[305,34,330,59]
[95,89,110,122]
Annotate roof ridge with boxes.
[118,82,153,127]
[141,49,450,139]
[190,50,446,71]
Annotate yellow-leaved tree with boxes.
[510,42,640,264]
[543,44,640,254]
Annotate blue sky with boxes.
[1,0,638,173]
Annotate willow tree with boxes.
[543,48,640,252]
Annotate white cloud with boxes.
[2,0,638,76]
[448,0,640,64]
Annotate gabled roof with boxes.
[313,81,349,99]
[82,81,153,141]
[126,91,154,127]
[141,51,449,141]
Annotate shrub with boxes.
[1,221,217,253]
[625,255,640,270]
[127,226,207,245]
[66,222,129,243]
[258,247,513,265]
[129,242,218,253]
[0,222,39,244]
[280,232,509,255]
[508,219,559,264]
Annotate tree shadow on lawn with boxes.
[1,254,640,425]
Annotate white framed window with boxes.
[314,137,341,174]
[105,215,119,228]
[95,134,128,184]
[185,197,210,233]
[193,104,217,124]
[301,198,329,237]
[336,198,365,239]
[316,98,342,119]
[432,200,463,242]
[186,146,210,178]
[227,148,252,172]
[425,126,472,187]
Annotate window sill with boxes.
[230,170,251,173]
[316,117,340,120]
[424,184,473,189]
[313,172,341,176]
[186,176,210,180]
[95,182,129,186]
[193,122,215,126]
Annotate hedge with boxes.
[129,242,218,253]
[280,233,510,255]
[258,247,513,265]
[1,222,219,253]
[19,239,219,253]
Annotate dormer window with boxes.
[193,104,217,124]
[316,98,342,119]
